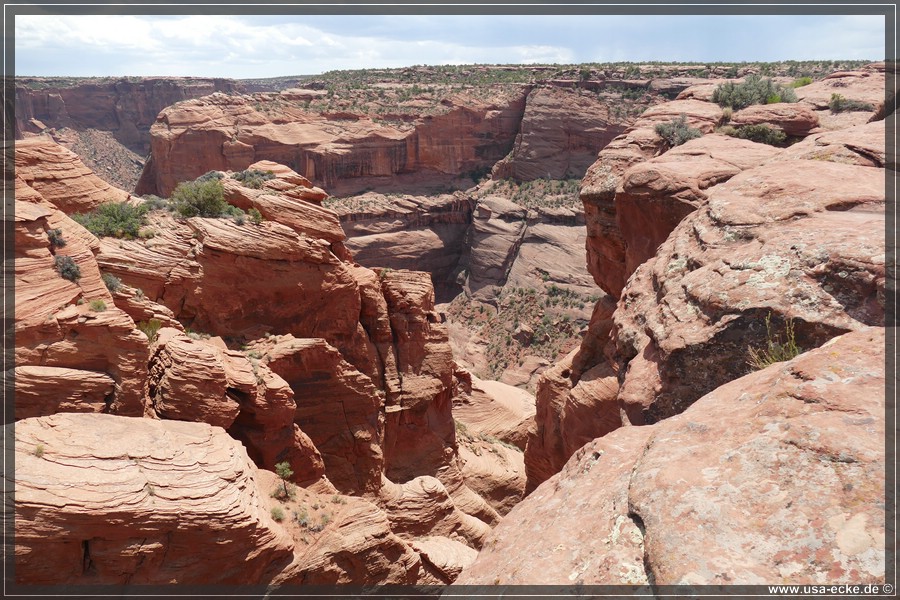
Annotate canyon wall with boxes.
[456,63,889,586]
[12,140,524,586]
[15,77,240,153]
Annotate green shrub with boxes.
[654,114,702,147]
[248,208,263,225]
[72,202,149,239]
[101,273,122,292]
[33,444,45,458]
[47,228,66,248]
[828,93,875,113]
[790,76,813,88]
[196,170,224,182]
[54,255,81,282]
[141,195,169,211]
[89,299,107,312]
[731,124,787,146]
[137,319,162,343]
[271,506,285,522]
[747,314,801,370]
[233,169,275,189]
[712,74,798,110]
[171,178,228,218]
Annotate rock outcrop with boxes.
[15,76,240,153]
[331,192,475,300]
[525,65,886,492]
[136,87,529,197]
[459,327,886,585]
[14,413,295,585]
[15,136,131,213]
[491,86,628,181]
[14,187,149,419]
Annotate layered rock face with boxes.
[460,327,886,585]
[523,65,887,493]
[13,141,509,585]
[16,136,131,213]
[331,192,475,300]
[491,86,628,181]
[14,169,148,419]
[15,77,240,153]
[136,88,529,198]
[14,413,296,585]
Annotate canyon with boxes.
[11,60,889,589]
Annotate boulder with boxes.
[14,413,294,585]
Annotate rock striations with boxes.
[12,137,522,586]
[453,64,888,587]
[13,63,889,588]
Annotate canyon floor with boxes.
[10,60,890,590]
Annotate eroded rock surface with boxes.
[460,327,885,585]
[15,413,294,585]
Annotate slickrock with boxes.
[14,366,116,419]
[459,327,885,585]
[615,158,884,424]
[378,476,491,549]
[15,136,130,213]
[15,413,294,585]
[452,371,536,451]
[457,424,653,585]
[110,285,182,330]
[773,119,886,168]
[15,200,148,418]
[264,472,421,586]
[136,88,528,197]
[457,441,526,517]
[221,177,344,243]
[98,214,365,363]
[491,86,628,181]
[615,134,780,281]
[410,537,479,584]
[147,328,242,428]
[729,102,820,136]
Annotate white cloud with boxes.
[14,13,886,78]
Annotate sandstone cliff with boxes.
[523,64,888,493]
[460,327,886,585]
[12,142,515,585]
[15,77,240,153]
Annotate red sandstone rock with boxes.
[264,472,421,585]
[729,102,820,136]
[614,159,884,424]
[615,133,780,280]
[255,335,384,495]
[774,119,886,167]
[491,86,628,181]
[15,413,294,585]
[579,99,723,296]
[459,327,885,585]
[221,177,344,243]
[15,200,148,418]
[137,87,529,197]
[15,136,130,213]
[14,366,115,419]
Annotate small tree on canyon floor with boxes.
[274,461,294,498]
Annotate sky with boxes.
[14,12,886,79]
